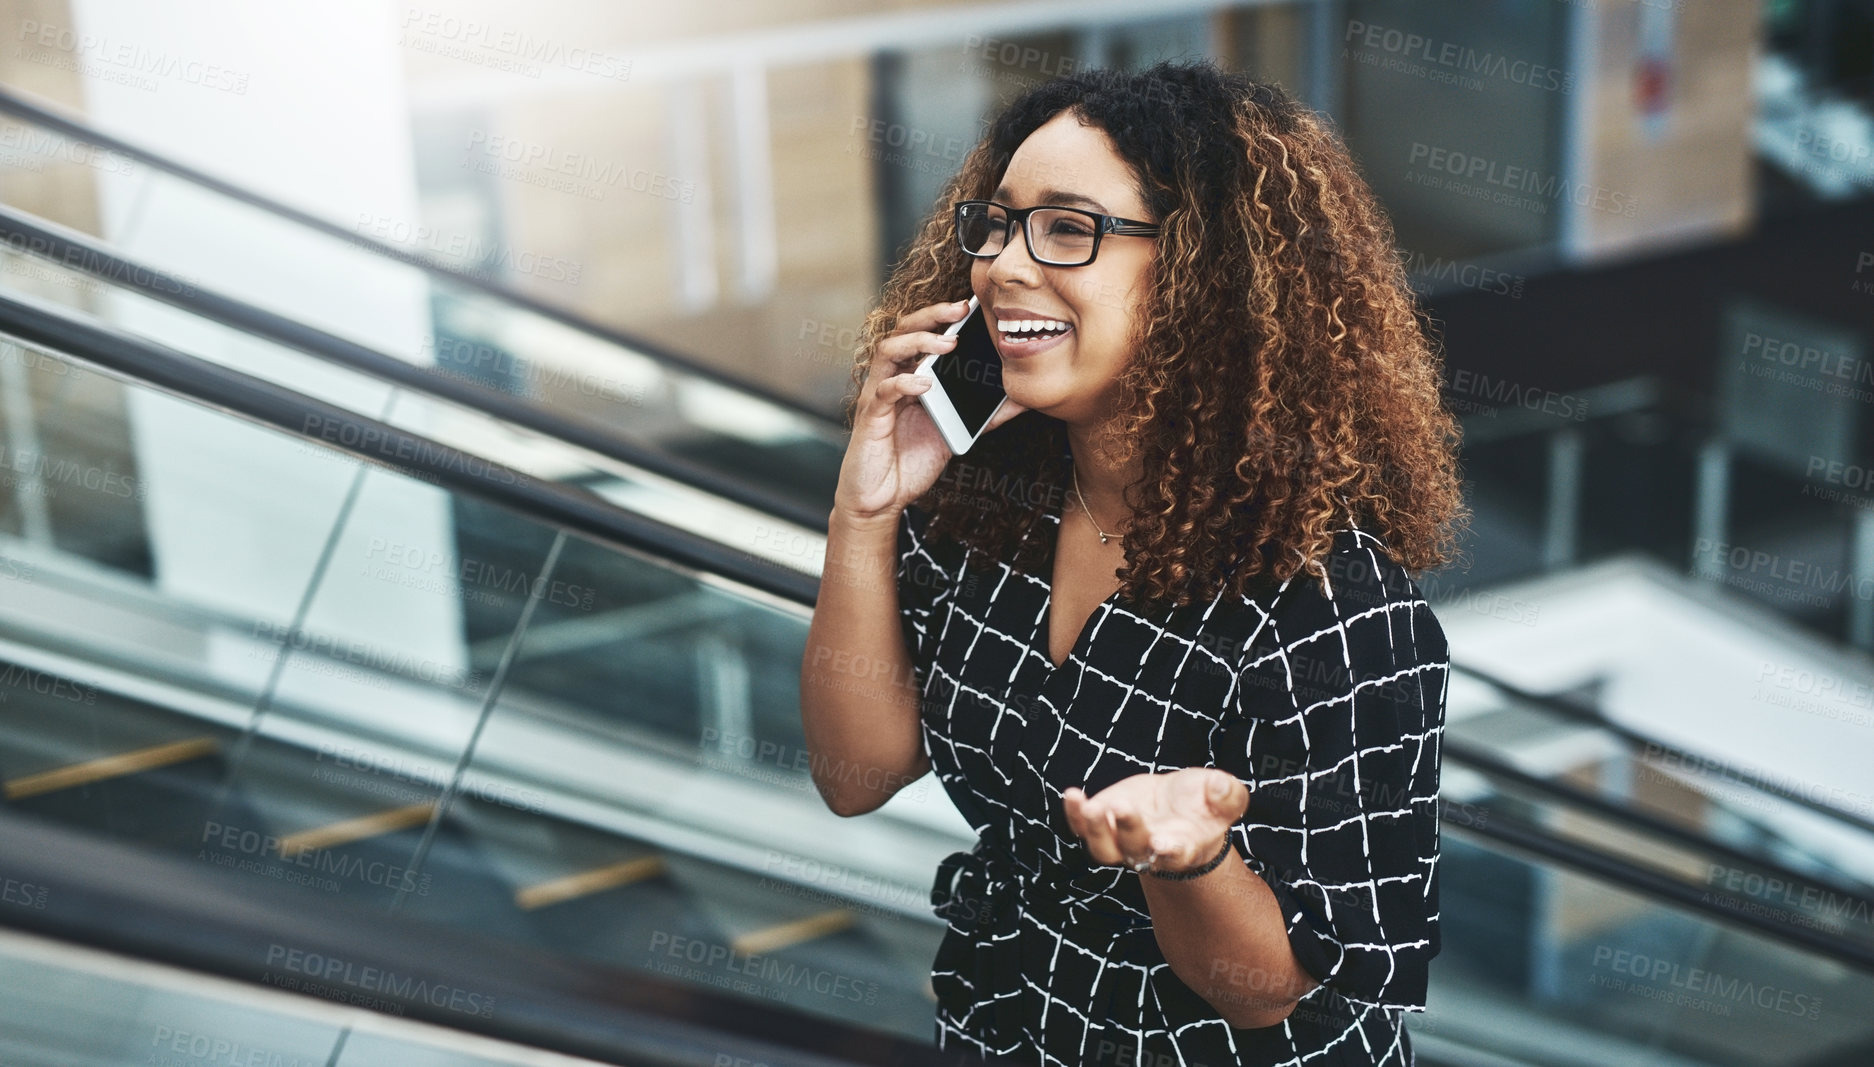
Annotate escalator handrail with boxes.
[0,202,831,532]
[0,285,821,610]
[1449,804,1874,971]
[0,810,1009,1067]
[1451,661,1874,840]
[4,282,1873,979]
[1443,734,1874,928]
[0,82,844,432]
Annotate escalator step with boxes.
[3,736,219,800]
[515,855,666,911]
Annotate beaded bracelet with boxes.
[1142,835,1234,881]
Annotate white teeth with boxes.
[998,318,1070,335]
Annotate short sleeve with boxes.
[1208,529,1448,1011]
[895,503,970,694]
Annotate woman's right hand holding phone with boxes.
[835,298,1026,525]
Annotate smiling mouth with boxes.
[996,321,1074,352]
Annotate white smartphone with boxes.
[914,295,1010,455]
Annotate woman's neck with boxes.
[1065,427,1142,529]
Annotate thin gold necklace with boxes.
[1070,464,1116,545]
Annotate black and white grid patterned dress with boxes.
[895,482,1448,1067]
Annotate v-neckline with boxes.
[1037,490,1124,674]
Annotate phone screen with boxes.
[930,306,1006,436]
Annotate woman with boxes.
[801,59,1466,1066]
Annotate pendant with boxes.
[1098,534,1109,544]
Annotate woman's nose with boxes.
[985,225,1043,285]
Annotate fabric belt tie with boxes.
[930,841,1154,1051]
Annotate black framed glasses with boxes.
[954,199,1159,267]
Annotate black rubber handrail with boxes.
[3,276,1870,980]
[0,286,821,609]
[1449,808,1874,972]
[0,82,843,430]
[1452,661,1874,839]
[0,202,830,532]
[1443,734,1874,938]
[0,812,1011,1067]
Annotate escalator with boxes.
[0,86,1873,1067]
[0,287,981,1066]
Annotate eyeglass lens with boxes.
[958,204,1098,265]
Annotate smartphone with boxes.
[914,295,1010,455]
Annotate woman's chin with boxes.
[997,368,1058,411]
[998,386,1050,419]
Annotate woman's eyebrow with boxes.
[990,185,1111,214]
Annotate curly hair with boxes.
[842,59,1468,610]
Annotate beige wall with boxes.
[1578,0,1761,261]
[440,54,879,411]
[395,2,1306,412]
[0,0,100,246]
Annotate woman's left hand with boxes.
[1063,768,1250,874]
